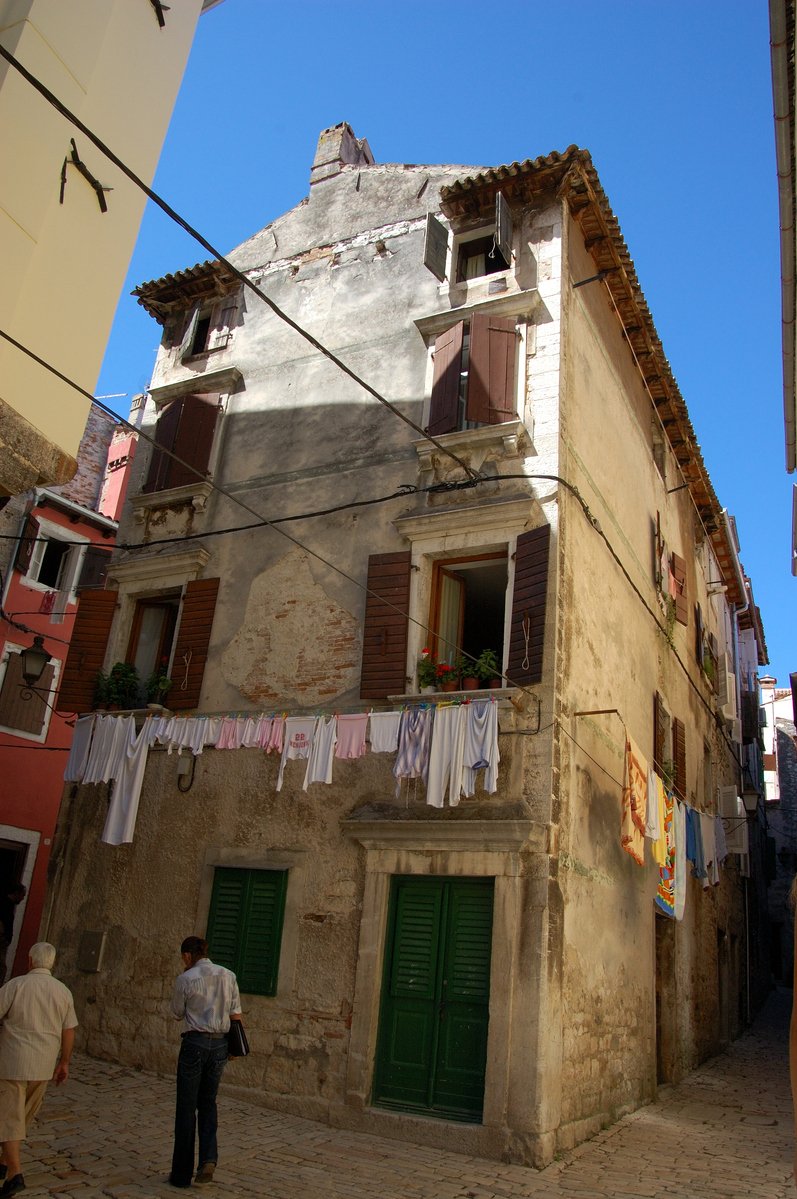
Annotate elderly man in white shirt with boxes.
[0,942,78,1197]
[169,936,242,1189]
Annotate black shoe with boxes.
[0,1168,6,1182]
[0,1175,25,1196]
[167,1177,191,1189]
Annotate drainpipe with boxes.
[769,0,797,473]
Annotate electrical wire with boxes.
[0,43,751,739]
[0,42,480,484]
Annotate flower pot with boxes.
[441,680,458,692]
[420,684,436,695]
[462,676,479,690]
[489,677,502,688]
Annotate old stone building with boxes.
[45,126,766,1166]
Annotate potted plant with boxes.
[475,648,502,688]
[417,648,438,692]
[107,661,141,710]
[458,655,480,690]
[435,661,458,692]
[145,667,172,706]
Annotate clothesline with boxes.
[622,737,735,923]
[63,700,502,847]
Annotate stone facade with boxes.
[45,129,766,1167]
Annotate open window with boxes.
[428,314,518,436]
[180,292,240,360]
[126,594,180,686]
[654,691,687,800]
[430,553,507,666]
[14,514,92,608]
[57,578,219,713]
[359,525,550,699]
[424,192,514,284]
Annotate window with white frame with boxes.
[15,516,88,601]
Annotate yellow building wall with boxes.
[0,0,210,494]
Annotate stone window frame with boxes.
[195,847,308,1006]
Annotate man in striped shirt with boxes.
[0,942,78,1196]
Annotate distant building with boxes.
[48,127,768,1166]
[0,401,137,976]
[761,675,797,982]
[0,0,220,501]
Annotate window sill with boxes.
[148,365,242,407]
[131,480,214,520]
[414,287,539,339]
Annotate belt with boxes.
[182,1030,228,1041]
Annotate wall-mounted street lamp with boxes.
[20,635,51,688]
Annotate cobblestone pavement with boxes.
[14,987,795,1199]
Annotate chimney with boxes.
[310,122,374,185]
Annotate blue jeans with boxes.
[170,1033,229,1186]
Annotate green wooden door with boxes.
[373,876,494,1122]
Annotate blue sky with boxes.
[97,0,793,684]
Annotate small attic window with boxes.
[423,191,513,284]
[456,234,509,282]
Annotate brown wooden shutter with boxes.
[77,545,113,591]
[423,213,448,282]
[467,313,517,425]
[144,398,183,493]
[694,602,703,664]
[428,323,463,436]
[144,394,220,492]
[507,525,550,686]
[0,652,55,735]
[360,552,411,699]
[673,716,687,801]
[165,394,220,489]
[56,588,118,712]
[169,577,220,711]
[653,691,666,773]
[670,552,688,626]
[15,515,39,574]
[495,191,513,266]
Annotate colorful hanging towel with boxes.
[654,787,676,917]
[651,774,668,867]
[685,806,707,880]
[621,737,647,866]
[673,799,687,921]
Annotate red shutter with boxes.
[56,589,118,712]
[0,652,55,735]
[144,398,183,493]
[670,552,688,626]
[169,578,219,711]
[15,515,39,574]
[507,525,550,686]
[427,322,463,436]
[360,552,411,699]
[653,691,666,774]
[673,717,687,801]
[467,313,517,425]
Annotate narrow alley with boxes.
[15,987,794,1199]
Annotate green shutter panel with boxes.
[206,868,246,973]
[434,881,493,1117]
[238,871,287,996]
[374,880,442,1108]
[206,868,288,997]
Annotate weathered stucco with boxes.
[45,134,756,1168]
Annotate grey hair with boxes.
[29,942,56,970]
